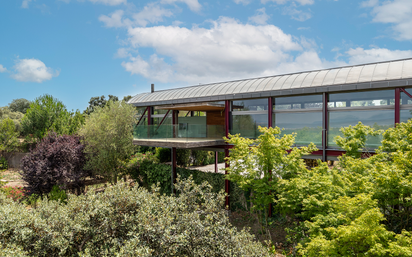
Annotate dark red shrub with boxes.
[21,132,90,196]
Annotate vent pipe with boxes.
[151,83,155,93]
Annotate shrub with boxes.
[191,150,209,166]
[1,186,25,202]
[21,132,89,196]
[155,147,171,163]
[48,185,67,204]
[0,118,19,153]
[79,100,136,184]
[176,148,191,166]
[0,156,8,171]
[0,107,24,133]
[0,177,270,256]
[21,94,84,141]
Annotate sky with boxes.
[1,0,412,111]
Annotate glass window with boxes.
[400,110,412,123]
[233,99,268,111]
[273,112,322,146]
[328,90,394,108]
[401,88,412,105]
[328,110,394,148]
[231,114,268,138]
[274,95,323,110]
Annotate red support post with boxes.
[224,100,230,209]
[395,88,400,125]
[154,110,170,133]
[136,107,149,126]
[267,97,273,217]
[322,92,328,162]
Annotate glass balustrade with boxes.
[133,124,225,141]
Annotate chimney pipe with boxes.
[151,83,154,93]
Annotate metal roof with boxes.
[129,58,412,107]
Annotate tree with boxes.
[0,118,19,153]
[225,126,316,226]
[20,132,89,196]
[79,100,136,183]
[8,98,31,114]
[84,95,119,115]
[21,94,84,140]
[123,95,132,102]
[0,106,24,132]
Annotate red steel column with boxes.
[322,93,328,162]
[395,88,400,125]
[224,100,230,209]
[268,97,273,217]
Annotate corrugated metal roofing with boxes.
[129,58,412,107]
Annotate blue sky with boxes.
[1,0,412,111]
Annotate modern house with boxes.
[128,58,412,207]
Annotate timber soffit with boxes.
[128,58,412,107]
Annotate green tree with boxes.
[21,94,84,140]
[0,106,24,133]
[8,98,31,114]
[0,118,19,153]
[79,100,136,183]
[225,126,317,226]
[84,95,119,115]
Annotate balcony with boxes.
[133,124,225,148]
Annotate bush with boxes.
[0,177,270,256]
[0,107,24,133]
[0,118,19,153]
[21,132,89,196]
[79,100,136,184]
[155,147,171,163]
[0,156,8,171]
[176,149,191,166]
[48,185,67,204]
[0,186,25,202]
[191,150,209,166]
[21,94,84,141]
[130,160,247,210]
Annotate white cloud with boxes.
[115,48,131,58]
[121,17,339,83]
[99,10,129,28]
[99,4,173,28]
[363,0,412,40]
[261,0,314,5]
[346,47,412,64]
[282,4,312,21]
[0,65,7,73]
[59,0,126,5]
[234,0,252,5]
[160,0,201,12]
[21,0,32,8]
[132,3,174,27]
[11,59,59,83]
[248,8,270,25]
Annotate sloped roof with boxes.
[129,58,412,107]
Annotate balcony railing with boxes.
[133,124,225,141]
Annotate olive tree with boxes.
[79,100,136,183]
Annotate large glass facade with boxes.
[401,88,412,123]
[328,110,393,148]
[274,95,323,110]
[231,114,268,138]
[272,95,322,146]
[328,90,394,108]
[232,98,268,138]
[273,112,322,146]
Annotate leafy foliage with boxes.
[83,95,119,115]
[21,132,89,196]
[21,94,84,140]
[79,100,136,183]
[0,177,270,256]
[155,147,171,163]
[225,126,317,225]
[8,98,31,114]
[0,156,8,171]
[0,106,24,133]
[176,148,191,166]
[0,118,20,153]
